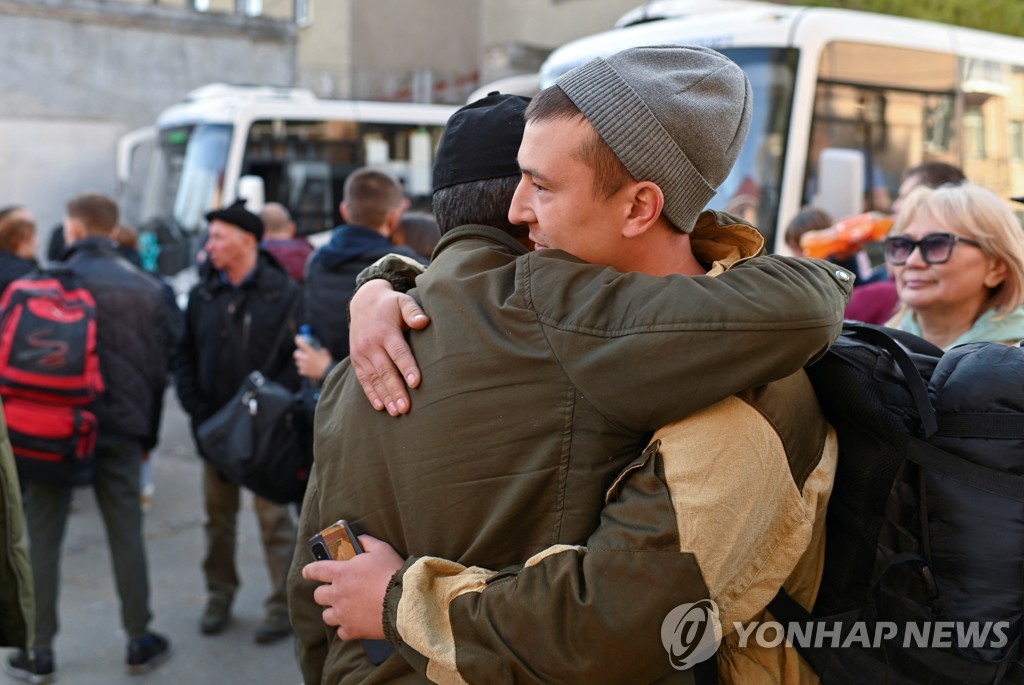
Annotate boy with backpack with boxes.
[4,193,176,682]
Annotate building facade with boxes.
[0,0,641,233]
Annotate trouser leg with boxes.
[92,438,151,639]
[253,494,296,614]
[22,480,72,649]
[202,460,240,603]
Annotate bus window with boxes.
[808,42,958,213]
[959,57,1024,200]
[705,47,798,247]
[241,119,445,236]
[173,124,232,234]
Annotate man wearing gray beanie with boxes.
[292,46,850,685]
[557,44,752,235]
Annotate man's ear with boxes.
[63,217,85,244]
[340,202,350,223]
[621,181,665,239]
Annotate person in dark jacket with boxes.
[293,168,424,384]
[175,199,301,645]
[6,193,175,682]
[0,206,39,296]
[259,202,313,282]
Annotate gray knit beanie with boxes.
[556,45,752,233]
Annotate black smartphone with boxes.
[307,519,395,666]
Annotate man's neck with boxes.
[630,229,707,277]
[224,250,259,286]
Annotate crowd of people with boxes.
[1,40,1023,685]
[0,170,439,682]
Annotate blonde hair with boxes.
[891,183,1024,318]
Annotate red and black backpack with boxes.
[0,269,104,485]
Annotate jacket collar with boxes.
[63,236,120,259]
[689,210,766,277]
[435,213,764,276]
[201,250,287,293]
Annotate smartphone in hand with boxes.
[308,519,363,561]
[307,519,395,665]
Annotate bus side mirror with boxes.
[816,148,865,220]
[237,175,266,213]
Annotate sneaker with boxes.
[199,595,232,635]
[4,648,57,684]
[254,609,293,645]
[126,632,171,675]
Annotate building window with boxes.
[964,110,987,159]
[295,0,311,25]
[1012,120,1024,160]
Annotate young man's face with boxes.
[509,117,634,270]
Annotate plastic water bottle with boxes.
[298,324,322,350]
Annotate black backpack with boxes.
[770,322,1024,685]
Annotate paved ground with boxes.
[2,391,304,685]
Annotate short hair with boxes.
[524,86,634,203]
[0,205,24,223]
[904,161,966,189]
[396,211,441,260]
[343,168,405,229]
[115,223,139,252]
[0,210,36,253]
[66,193,118,237]
[432,176,527,245]
[784,206,833,253]
[891,183,1024,317]
[260,202,294,238]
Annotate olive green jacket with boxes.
[289,212,853,685]
[0,401,34,650]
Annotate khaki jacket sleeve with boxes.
[0,404,33,651]
[288,466,331,685]
[355,253,427,293]
[529,254,852,430]
[380,444,707,685]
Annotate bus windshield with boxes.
[127,123,230,276]
[172,123,232,233]
[706,47,798,247]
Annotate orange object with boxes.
[799,211,894,260]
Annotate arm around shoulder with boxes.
[537,253,853,428]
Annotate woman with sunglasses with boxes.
[884,182,1024,349]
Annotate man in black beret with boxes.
[175,197,302,645]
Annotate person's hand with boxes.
[294,336,334,382]
[349,279,430,416]
[302,535,405,641]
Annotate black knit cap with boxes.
[205,198,264,240]
[433,91,530,192]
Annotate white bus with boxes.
[541,1,1024,253]
[117,84,455,276]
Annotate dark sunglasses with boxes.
[883,233,982,266]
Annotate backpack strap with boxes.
[768,588,862,676]
[841,322,939,438]
[937,413,1024,440]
